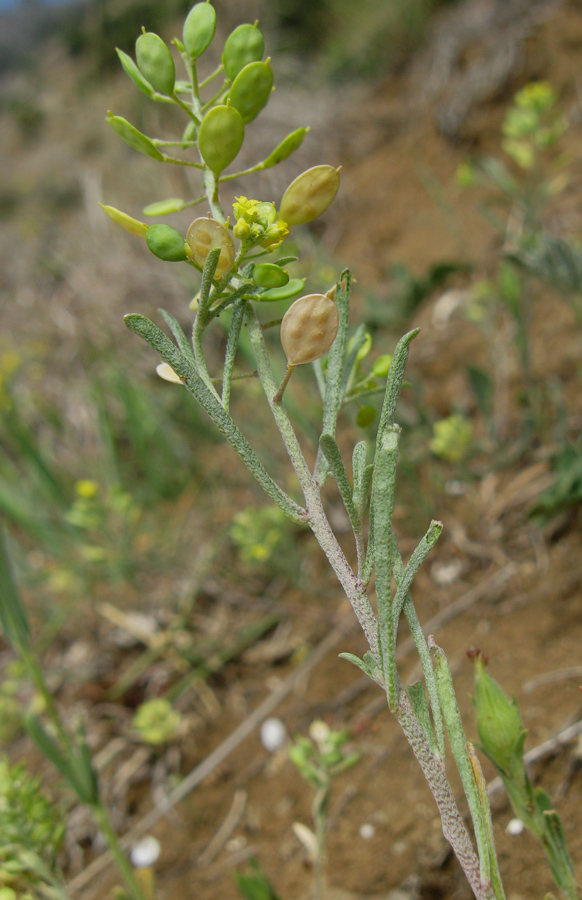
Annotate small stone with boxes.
[260,717,287,753]
[359,823,375,840]
[506,818,525,836]
[131,836,161,868]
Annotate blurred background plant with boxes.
[0,756,69,900]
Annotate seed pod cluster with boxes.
[186,217,235,277]
[281,294,339,365]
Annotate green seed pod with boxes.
[262,127,309,169]
[143,198,187,217]
[186,217,235,277]
[99,203,148,237]
[253,263,289,289]
[372,354,392,378]
[116,48,154,97]
[183,2,217,60]
[198,104,245,174]
[106,113,164,161]
[223,23,264,80]
[356,405,376,428]
[182,119,197,143]
[146,224,187,262]
[229,61,273,124]
[135,32,175,95]
[473,653,525,774]
[281,294,339,365]
[279,165,340,226]
[256,277,305,302]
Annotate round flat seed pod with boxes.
[135,32,175,95]
[107,113,164,161]
[183,2,216,60]
[143,198,187,217]
[279,165,340,226]
[223,23,264,80]
[229,61,273,124]
[256,278,304,302]
[116,49,154,98]
[252,263,289,289]
[100,203,148,237]
[186,217,235,277]
[198,105,245,174]
[281,294,339,365]
[146,224,187,262]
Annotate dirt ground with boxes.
[2,1,582,899]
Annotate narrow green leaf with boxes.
[431,639,492,886]
[371,425,401,709]
[319,434,358,529]
[314,271,351,484]
[0,528,30,648]
[159,308,196,367]
[408,681,438,756]
[124,314,305,523]
[222,299,245,413]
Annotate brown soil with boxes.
[2,2,582,900]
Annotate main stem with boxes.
[396,691,495,900]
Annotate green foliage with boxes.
[530,443,582,520]
[472,654,578,900]
[234,860,281,900]
[131,698,182,746]
[430,414,473,463]
[0,758,64,864]
[229,505,291,567]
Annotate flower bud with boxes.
[229,61,273,123]
[279,165,340,226]
[198,104,245,174]
[233,219,251,239]
[281,294,339,365]
[253,263,289,289]
[262,127,309,169]
[183,2,217,60]
[136,31,175,95]
[146,224,188,262]
[186,217,235,277]
[222,23,264,80]
[106,113,164,161]
[473,653,525,774]
[99,203,148,237]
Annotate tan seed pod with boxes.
[279,165,340,226]
[186,217,236,278]
[280,294,339,366]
